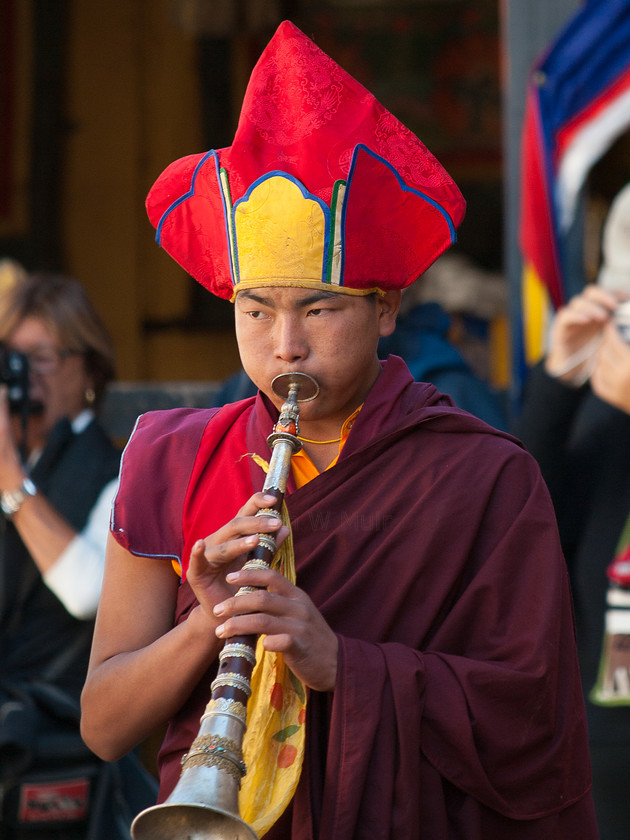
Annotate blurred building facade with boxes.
[2,0,624,392]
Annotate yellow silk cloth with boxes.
[241,409,360,835]
[239,459,305,837]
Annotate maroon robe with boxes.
[112,356,598,839]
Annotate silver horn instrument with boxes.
[131,372,319,840]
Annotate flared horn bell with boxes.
[131,755,257,840]
[131,702,258,840]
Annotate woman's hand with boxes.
[0,385,26,492]
[212,565,338,693]
[590,322,630,414]
[545,286,623,385]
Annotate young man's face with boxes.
[234,286,400,429]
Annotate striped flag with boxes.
[518,0,630,370]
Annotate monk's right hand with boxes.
[186,492,288,621]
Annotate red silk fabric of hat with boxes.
[146,21,466,300]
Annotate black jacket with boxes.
[0,417,120,702]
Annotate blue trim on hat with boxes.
[155,150,217,246]
[340,143,458,284]
[232,170,331,283]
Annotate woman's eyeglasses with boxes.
[20,346,82,376]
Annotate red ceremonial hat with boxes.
[146,20,466,300]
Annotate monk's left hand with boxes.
[213,567,338,693]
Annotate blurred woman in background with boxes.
[0,272,121,839]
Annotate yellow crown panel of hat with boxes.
[233,174,327,289]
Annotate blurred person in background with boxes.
[0,272,123,839]
[377,252,508,430]
[0,259,27,297]
[514,183,630,840]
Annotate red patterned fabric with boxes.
[146,20,466,300]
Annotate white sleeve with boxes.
[42,477,119,620]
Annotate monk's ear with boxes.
[376,290,402,338]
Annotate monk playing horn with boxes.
[81,21,598,840]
